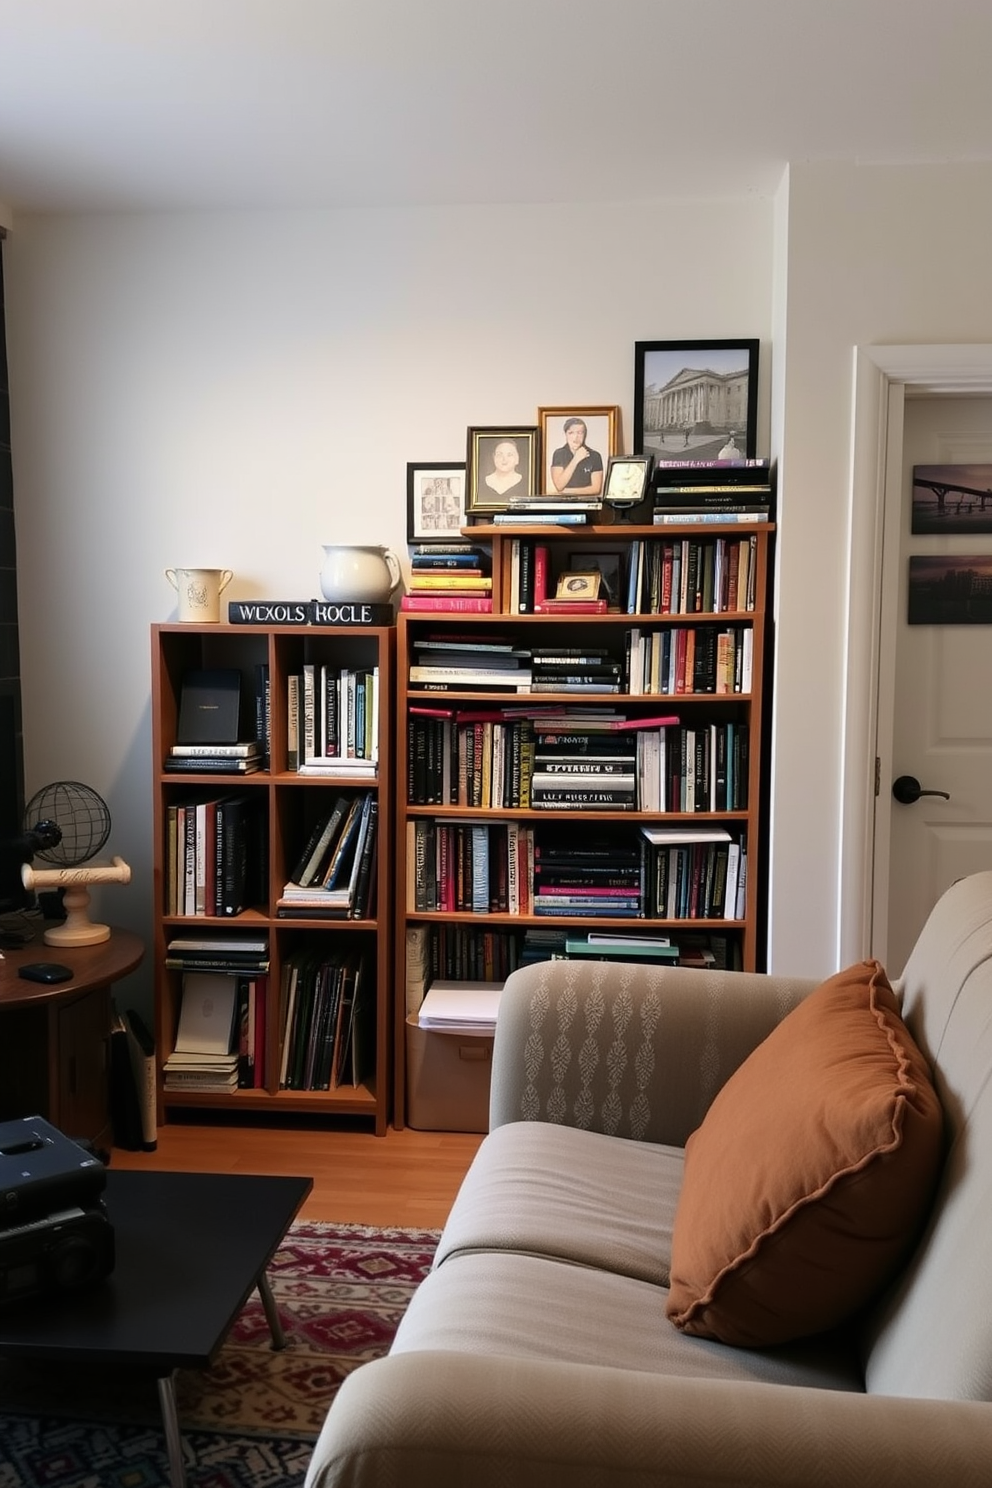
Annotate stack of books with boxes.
[408,635,533,693]
[531,825,647,917]
[562,932,679,965]
[651,457,773,524]
[163,936,269,1090]
[165,741,263,774]
[491,499,598,527]
[163,971,242,1092]
[530,715,640,810]
[401,542,493,613]
[277,790,378,919]
[415,979,503,1036]
[530,645,622,694]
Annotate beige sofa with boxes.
[306,872,992,1487]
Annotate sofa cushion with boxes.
[392,1250,864,1393]
[667,959,944,1347]
[434,1121,684,1286]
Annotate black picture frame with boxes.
[908,555,992,624]
[465,426,540,515]
[406,462,467,542]
[634,339,759,460]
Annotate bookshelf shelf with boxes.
[395,519,774,1129]
[151,621,395,1136]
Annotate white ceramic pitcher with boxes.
[319,545,401,604]
[165,567,234,623]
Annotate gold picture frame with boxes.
[536,405,622,499]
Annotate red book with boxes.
[400,595,494,613]
[534,545,550,604]
[533,599,608,615]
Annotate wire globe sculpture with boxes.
[23,781,112,868]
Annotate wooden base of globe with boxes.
[21,857,132,949]
[43,886,111,947]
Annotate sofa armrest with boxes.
[305,1352,992,1488]
[489,958,818,1145]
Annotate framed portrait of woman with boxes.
[537,405,621,500]
[465,426,539,515]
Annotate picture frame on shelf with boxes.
[406,462,467,542]
[603,454,654,514]
[537,405,620,499]
[634,340,759,461]
[555,571,602,601]
[465,426,540,515]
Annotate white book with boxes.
[174,971,238,1055]
[302,663,316,763]
[640,824,732,846]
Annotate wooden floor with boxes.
[110,1119,485,1229]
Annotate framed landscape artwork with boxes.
[536,405,621,499]
[634,339,759,461]
[908,555,992,624]
[406,462,467,542]
[465,426,539,515]
[911,464,992,535]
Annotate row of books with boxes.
[626,535,759,615]
[405,921,523,1013]
[287,663,379,774]
[164,794,266,918]
[406,819,745,920]
[277,790,378,919]
[626,625,753,696]
[277,945,373,1091]
[407,713,747,813]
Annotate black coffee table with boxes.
[0,1168,313,1488]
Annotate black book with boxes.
[177,669,243,745]
[349,798,379,919]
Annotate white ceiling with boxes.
[1,0,992,214]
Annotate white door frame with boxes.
[841,344,992,963]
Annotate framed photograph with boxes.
[912,464,992,535]
[555,571,602,601]
[406,462,467,542]
[908,555,992,624]
[634,340,759,461]
[569,549,623,609]
[537,406,621,499]
[466,426,539,515]
[603,454,654,509]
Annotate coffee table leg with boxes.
[257,1269,286,1350]
[157,1371,188,1488]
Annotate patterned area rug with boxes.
[0,1220,439,1487]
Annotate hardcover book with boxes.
[177,669,243,744]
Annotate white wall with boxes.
[4,199,773,1019]
[770,161,992,974]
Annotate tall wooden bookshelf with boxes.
[151,622,394,1135]
[394,520,773,1128]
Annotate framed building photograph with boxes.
[406,462,467,542]
[912,464,992,535]
[634,340,759,461]
[537,405,621,499]
[465,426,539,515]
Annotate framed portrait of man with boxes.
[465,427,539,515]
[537,406,621,500]
[407,462,467,542]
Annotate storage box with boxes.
[405,1019,493,1132]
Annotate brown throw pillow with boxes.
[666,960,944,1347]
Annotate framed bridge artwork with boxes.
[912,464,992,535]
